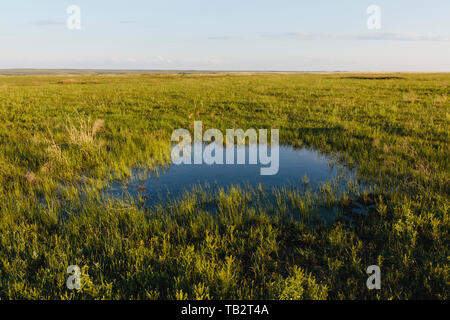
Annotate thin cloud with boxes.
[32,20,65,26]
[153,56,173,64]
[284,32,450,42]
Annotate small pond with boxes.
[105,144,365,209]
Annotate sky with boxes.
[0,0,449,71]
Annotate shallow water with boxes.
[106,144,359,205]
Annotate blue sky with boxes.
[1,0,449,71]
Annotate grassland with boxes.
[0,73,448,299]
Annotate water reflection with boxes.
[106,144,357,204]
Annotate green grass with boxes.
[0,73,448,299]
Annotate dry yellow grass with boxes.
[25,171,37,184]
[66,117,104,146]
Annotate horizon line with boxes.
[1,68,449,75]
